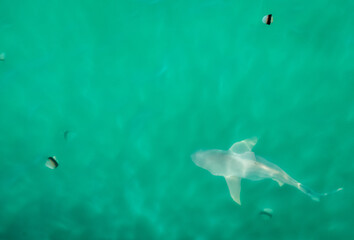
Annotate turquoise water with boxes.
[0,0,353,239]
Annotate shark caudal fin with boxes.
[298,184,343,201]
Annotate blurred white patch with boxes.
[0,52,5,61]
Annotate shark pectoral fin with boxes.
[229,137,258,154]
[225,176,242,205]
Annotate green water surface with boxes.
[0,0,353,239]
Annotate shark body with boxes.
[192,138,342,205]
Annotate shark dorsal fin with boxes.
[225,176,242,205]
[229,137,258,154]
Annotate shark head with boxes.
[191,150,209,168]
[192,149,245,177]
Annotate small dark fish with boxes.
[46,156,59,169]
[259,208,273,219]
[262,14,273,25]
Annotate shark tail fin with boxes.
[298,184,343,201]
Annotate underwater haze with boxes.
[0,0,353,239]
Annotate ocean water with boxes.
[0,0,353,239]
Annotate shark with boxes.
[192,137,343,205]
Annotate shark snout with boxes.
[191,151,203,166]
